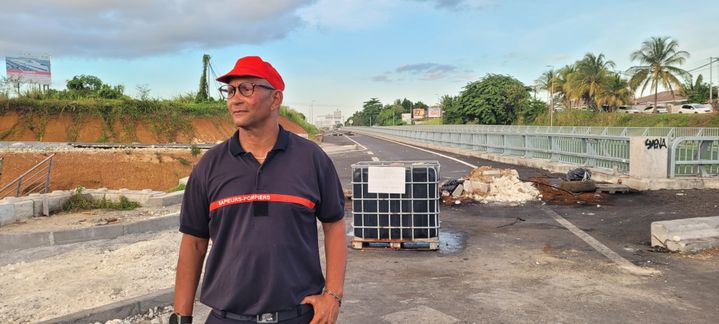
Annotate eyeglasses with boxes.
[218,82,275,99]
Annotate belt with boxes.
[212,304,313,323]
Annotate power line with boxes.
[686,57,719,73]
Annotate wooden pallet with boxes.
[595,183,631,194]
[351,237,439,251]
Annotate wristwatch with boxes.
[169,313,193,324]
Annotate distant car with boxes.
[616,105,641,114]
[642,105,668,114]
[676,103,713,114]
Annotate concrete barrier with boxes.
[37,288,175,324]
[145,191,185,208]
[0,213,179,252]
[651,216,719,252]
[0,187,184,229]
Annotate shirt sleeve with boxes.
[179,167,211,238]
[314,151,345,223]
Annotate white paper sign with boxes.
[367,167,406,194]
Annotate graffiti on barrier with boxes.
[645,138,667,150]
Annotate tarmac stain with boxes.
[439,229,464,254]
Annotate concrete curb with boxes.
[0,212,179,253]
[38,288,175,324]
[651,216,719,252]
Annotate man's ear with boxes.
[271,91,283,111]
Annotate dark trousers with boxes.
[205,308,314,324]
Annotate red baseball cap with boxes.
[216,56,285,91]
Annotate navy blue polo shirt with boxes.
[179,126,345,315]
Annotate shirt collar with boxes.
[229,125,289,157]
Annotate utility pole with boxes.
[710,57,714,104]
[310,100,315,125]
[546,65,554,127]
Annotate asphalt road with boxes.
[320,132,719,323]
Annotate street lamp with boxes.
[546,65,554,128]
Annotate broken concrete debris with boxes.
[440,166,540,205]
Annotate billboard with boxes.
[428,107,442,118]
[412,108,426,120]
[401,113,411,123]
[6,57,52,85]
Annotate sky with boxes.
[2,0,719,121]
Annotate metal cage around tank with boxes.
[350,161,440,250]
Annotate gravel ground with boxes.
[0,230,180,323]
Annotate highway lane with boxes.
[322,132,719,323]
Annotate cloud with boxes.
[374,62,470,82]
[298,0,400,30]
[0,0,314,58]
[371,75,391,82]
[410,0,495,11]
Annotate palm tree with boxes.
[596,73,632,110]
[535,70,559,107]
[566,53,615,110]
[556,65,576,108]
[627,36,690,113]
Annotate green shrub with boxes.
[60,187,140,212]
[168,183,186,192]
[190,144,201,157]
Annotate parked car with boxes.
[616,105,641,114]
[642,105,668,114]
[676,103,713,114]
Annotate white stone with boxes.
[13,200,33,220]
[651,216,719,252]
[0,203,16,226]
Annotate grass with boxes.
[61,187,141,212]
[175,157,191,166]
[415,118,443,125]
[168,183,186,192]
[280,106,319,136]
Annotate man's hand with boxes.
[301,293,340,324]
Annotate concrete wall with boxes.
[629,137,669,179]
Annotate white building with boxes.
[315,110,344,129]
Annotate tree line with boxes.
[347,36,717,126]
[346,98,429,126]
[536,36,717,113]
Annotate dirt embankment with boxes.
[0,150,200,192]
[0,111,307,143]
[0,111,311,191]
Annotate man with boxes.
[172,56,347,324]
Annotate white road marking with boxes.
[540,207,658,276]
[354,131,658,276]
[369,136,477,169]
[367,151,374,155]
[343,135,368,151]
[371,156,380,161]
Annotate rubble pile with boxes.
[442,166,540,205]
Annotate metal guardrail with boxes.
[393,125,719,137]
[349,126,631,173]
[0,154,55,199]
[348,126,719,178]
[670,137,719,177]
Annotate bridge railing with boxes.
[347,126,719,178]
